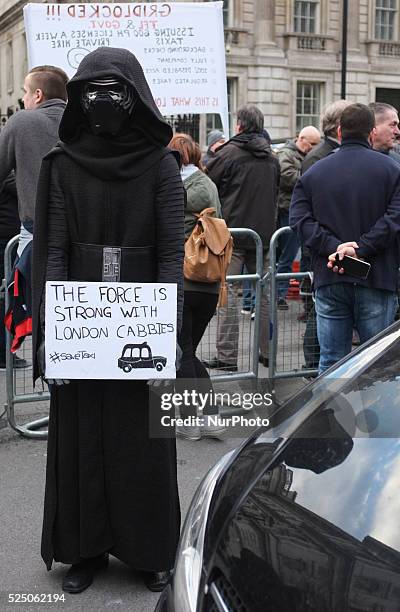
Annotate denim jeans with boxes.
[276,211,300,298]
[242,265,256,311]
[316,283,398,374]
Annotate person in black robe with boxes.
[31,47,184,594]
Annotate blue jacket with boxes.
[290,139,400,291]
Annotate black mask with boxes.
[81,78,137,136]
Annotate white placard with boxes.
[45,281,177,380]
[23,2,229,135]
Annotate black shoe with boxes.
[0,355,30,370]
[142,570,172,592]
[202,357,238,372]
[62,553,109,594]
[258,354,269,368]
[277,298,289,311]
[13,355,29,369]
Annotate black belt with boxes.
[69,242,157,283]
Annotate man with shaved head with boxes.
[276,125,321,308]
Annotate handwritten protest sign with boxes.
[45,281,177,380]
[23,2,229,135]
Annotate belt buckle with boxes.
[102,247,121,282]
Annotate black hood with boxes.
[59,47,171,146]
[58,47,173,180]
[224,132,272,159]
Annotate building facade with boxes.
[1,0,400,141]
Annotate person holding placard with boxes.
[32,47,184,594]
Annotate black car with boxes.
[157,321,400,611]
[117,342,167,373]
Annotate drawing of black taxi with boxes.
[118,342,167,373]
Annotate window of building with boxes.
[294,0,319,34]
[206,113,222,132]
[296,81,321,132]
[227,77,237,133]
[376,87,400,114]
[204,0,232,27]
[375,0,397,40]
[222,0,232,27]
[165,114,200,141]
[6,42,14,94]
[206,77,237,135]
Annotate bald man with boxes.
[276,126,321,308]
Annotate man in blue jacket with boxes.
[290,103,400,373]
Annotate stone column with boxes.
[347,0,360,51]
[254,0,275,46]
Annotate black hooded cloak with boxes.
[32,48,184,572]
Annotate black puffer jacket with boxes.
[301,136,338,174]
[207,132,279,249]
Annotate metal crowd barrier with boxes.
[2,226,322,438]
[4,235,49,439]
[2,228,266,439]
[268,226,319,381]
[198,227,266,382]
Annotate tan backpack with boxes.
[184,207,233,307]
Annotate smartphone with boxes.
[334,254,371,280]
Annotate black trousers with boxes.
[177,290,219,417]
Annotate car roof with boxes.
[262,320,400,444]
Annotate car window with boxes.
[208,336,400,611]
[272,341,400,549]
[280,437,400,549]
[221,441,400,611]
[123,347,140,359]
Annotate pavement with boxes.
[0,330,305,612]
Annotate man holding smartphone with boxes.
[290,103,400,373]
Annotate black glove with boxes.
[37,340,70,386]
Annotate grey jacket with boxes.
[277,140,305,213]
[0,99,66,223]
[184,168,222,294]
[184,169,222,238]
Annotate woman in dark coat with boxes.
[32,47,184,594]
